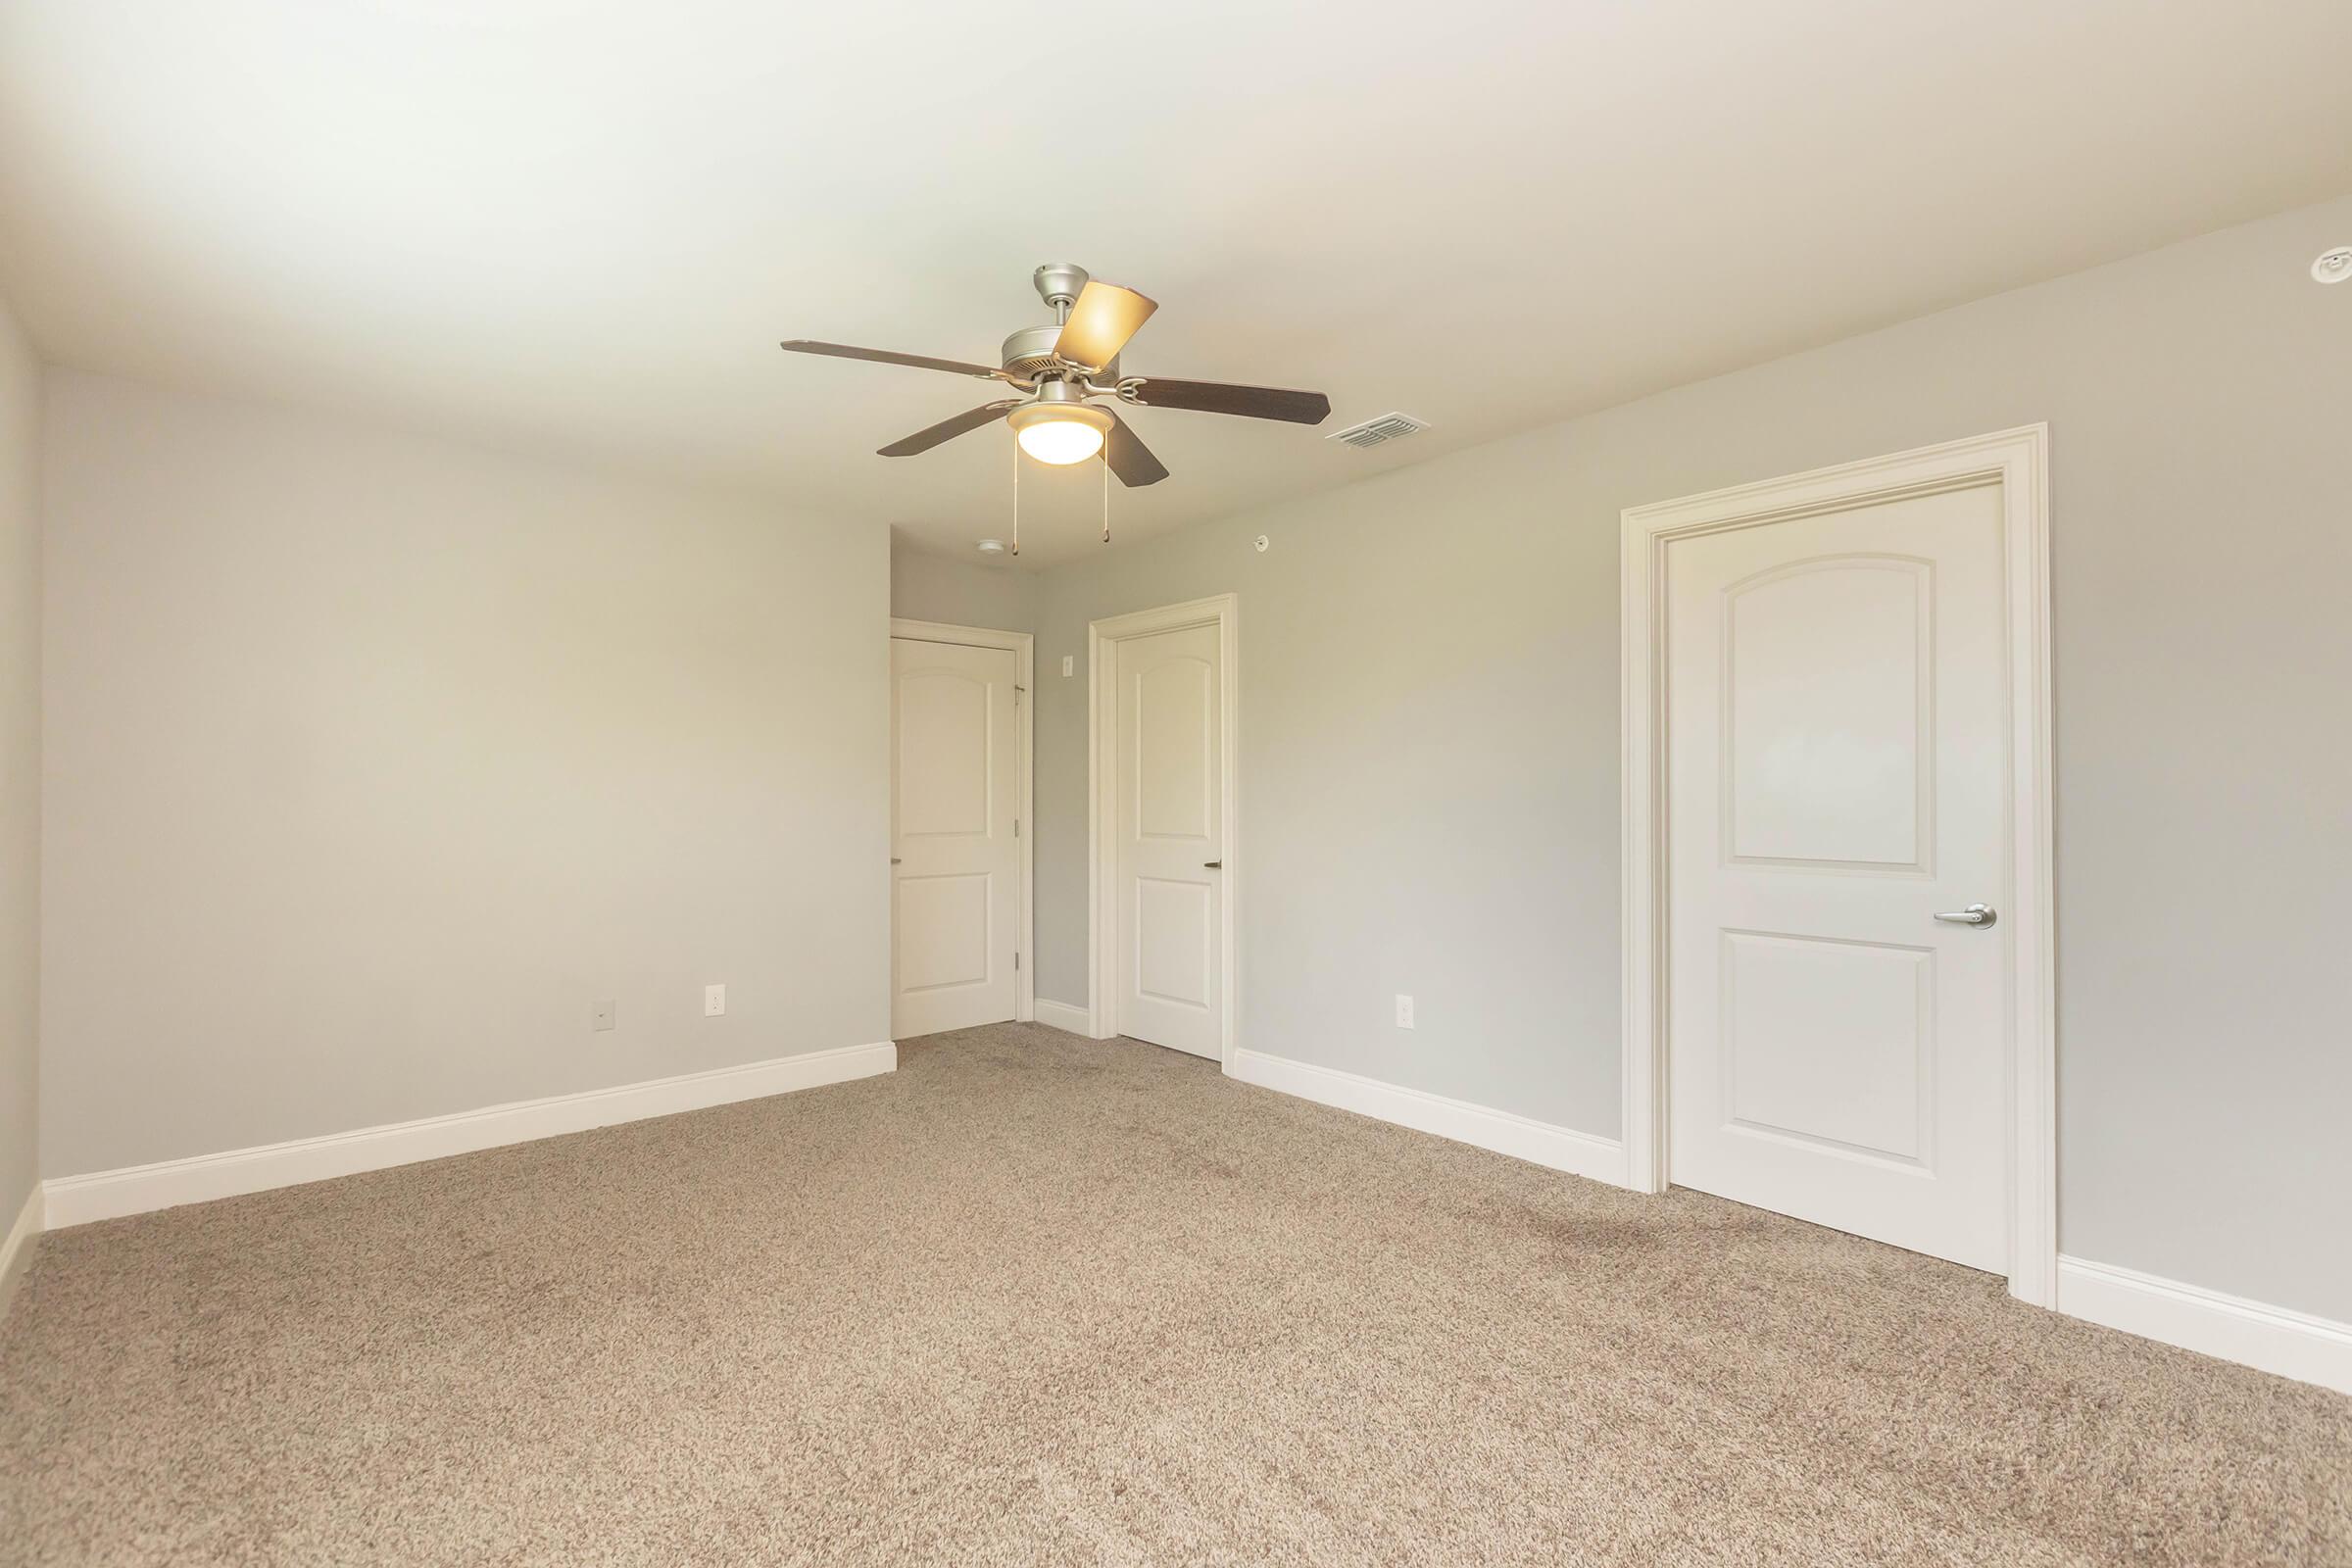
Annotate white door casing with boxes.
[891,624,1033,1038]
[1622,427,2055,1303]
[1089,595,1239,1063]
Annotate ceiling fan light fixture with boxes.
[783,262,1331,496]
[1008,401,1112,466]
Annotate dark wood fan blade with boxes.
[1126,377,1330,424]
[878,401,1021,457]
[1102,409,1170,488]
[1052,281,1157,370]
[781,340,1008,380]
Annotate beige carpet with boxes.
[1,1024,2345,1566]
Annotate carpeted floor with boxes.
[1,1024,2345,1565]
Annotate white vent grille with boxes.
[1327,411,1429,450]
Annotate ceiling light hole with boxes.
[2313,247,2352,283]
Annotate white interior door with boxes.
[892,637,1019,1039]
[1664,483,2011,1270]
[1113,621,1224,1057]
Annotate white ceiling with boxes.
[3,2,2348,566]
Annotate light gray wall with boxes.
[0,295,39,1230]
[39,372,891,1177]
[889,531,1039,632]
[1031,193,2352,1321]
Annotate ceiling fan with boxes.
[780,263,1331,489]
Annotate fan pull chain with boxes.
[1102,447,1110,544]
[1010,433,1020,557]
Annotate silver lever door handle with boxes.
[1203,859,1223,869]
[1934,903,1996,927]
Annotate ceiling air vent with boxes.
[1327,411,1429,450]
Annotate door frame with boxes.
[890,618,1035,1028]
[1087,594,1240,1064]
[1619,425,2056,1305]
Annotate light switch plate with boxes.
[1061,655,1074,677]
[1395,994,1415,1029]
[592,999,616,1032]
[704,983,726,1017]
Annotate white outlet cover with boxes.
[704,983,726,1016]
[1061,655,1074,677]
[1395,994,1415,1029]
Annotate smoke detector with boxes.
[2314,247,2352,284]
[1327,412,1430,450]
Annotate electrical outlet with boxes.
[1061,655,1074,677]
[704,983,726,1017]
[1395,994,1415,1029]
[592,999,616,1032]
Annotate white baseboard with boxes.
[2057,1254,2352,1396]
[0,1183,42,1320]
[1228,1048,1627,1188]
[1032,998,1096,1037]
[43,1041,897,1229]
[1220,1051,2350,1395]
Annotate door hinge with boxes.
[1014,952,1021,970]
[1014,818,1020,837]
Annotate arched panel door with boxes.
[1114,623,1223,1057]
[1665,487,2010,1270]
[892,638,1019,1038]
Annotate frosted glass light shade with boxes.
[1008,402,1111,466]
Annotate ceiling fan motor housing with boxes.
[1001,323,1117,388]
[1008,262,1116,385]
[1000,323,1064,382]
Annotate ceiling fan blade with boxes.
[1125,377,1330,425]
[1102,408,1170,488]
[1052,281,1158,370]
[781,340,1008,381]
[877,400,1022,457]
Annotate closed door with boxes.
[891,637,1019,1039]
[1114,622,1223,1057]
[1664,482,2010,1270]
